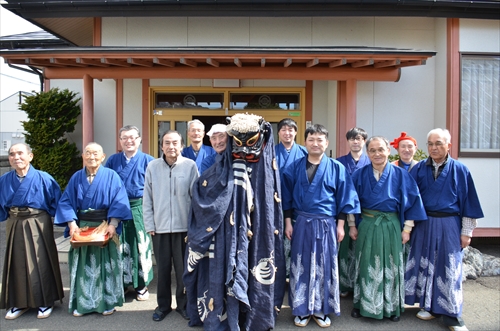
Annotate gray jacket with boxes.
[143,155,198,234]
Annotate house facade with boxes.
[1,1,499,235]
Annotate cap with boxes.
[207,124,227,137]
[390,132,417,149]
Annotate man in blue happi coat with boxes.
[405,128,484,331]
[184,113,285,331]
[199,123,228,174]
[55,142,132,317]
[336,127,370,298]
[274,118,307,278]
[282,124,360,328]
[0,143,64,320]
[105,125,154,301]
[182,119,216,173]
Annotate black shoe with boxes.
[390,315,400,322]
[152,307,172,321]
[175,308,190,320]
[351,308,361,318]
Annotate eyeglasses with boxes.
[120,136,140,142]
[348,137,364,142]
[426,142,445,147]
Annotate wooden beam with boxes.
[329,59,347,68]
[206,58,220,67]
[45,66,402,82]
[127,58,154,67]
[234,58,242,67]
[51,58,86,67]
[115,78,123,152]
[26,58,62,67]
[397,60,424,68]
[180,58,197,67]
[447,17,460,158]
[261,58,266,67]
[351,59,374,68]
[373,59,400,68]
[77,58,108,67]
[306,58,319,68]
[284,58,293,67]
[102,58,131,67]
[153,58,175,67]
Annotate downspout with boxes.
[7,63,44,92]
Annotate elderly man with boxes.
[282,124,360,328]
[405,128,484,331]
[143,130,198,322]
[182,119,216,172]
[55,142,132,317]
[0,143,64,320]
[336,127,371,297]
[199,123,227,174]
[390,132,418,171]
[105,125,154,301]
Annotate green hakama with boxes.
[68,220,124,314]
[121,198,153,289]
[338,221,357,292]
[353,209,404,319]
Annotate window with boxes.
[460,55,500,156]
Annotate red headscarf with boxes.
[390,132,417,150]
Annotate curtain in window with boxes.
[461,56,500,151]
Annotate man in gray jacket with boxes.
[143,130,198,322]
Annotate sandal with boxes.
[5,307,29,320]
[294,315,311,327]
[136,287,149,301]
[37,306,53,319]
[313,313,331,328]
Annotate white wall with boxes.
[460,19,500,53]
[94,79,116,156]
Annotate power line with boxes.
[0,73,38,84]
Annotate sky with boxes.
[0,4,42,101]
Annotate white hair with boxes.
[188,119,205,131]
[427,128,451,144]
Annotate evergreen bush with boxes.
[20,88,82,189]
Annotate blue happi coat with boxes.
[184,125,285,331]
[336,152,370,175]
[54,166,132,235]
[105,150,154,199]
[351,162,427,228]
[182,144,216,173]
[0,166,61,221]
[275,142,307,173]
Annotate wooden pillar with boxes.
[447,18,460,158]
[115,79,123,152]
[142,79,150,154]
[82,74,94,148]
[336,79,357,157]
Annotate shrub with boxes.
[20,88,82,189]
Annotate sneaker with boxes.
[416,310,436,321]
[37,306,53,319]
[449,326,469,331]
[294,315,311,327]
[5,307,28,320]
[136,287,149,301]
[73,309,83,317]
[102,308,115,316]
[313,313,331,328]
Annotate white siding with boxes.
[460,19,500,53]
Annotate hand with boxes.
[402,231,410,244]
[68,221,80,237]
[337,221,345,243]
[106,224,116,237]
[284,219,293,240]
[148,231,155,236]
[461,235,471,248]
[349,226,358,241]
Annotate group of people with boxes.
[0,116,483,331]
